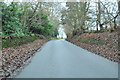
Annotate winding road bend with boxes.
[16,39,118,78]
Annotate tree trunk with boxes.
[113,18,117,30]
[98,0,103,32]
[96,3,99,32]
[100,24,103,32]
[118,1,120,13]
[96,19,99,32]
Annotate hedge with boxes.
[2,34,45,48]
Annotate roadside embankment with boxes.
[0,35,49,78]
[67,31,119,62]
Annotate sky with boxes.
[61,2,66,7]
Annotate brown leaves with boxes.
[70,40,119,62]
[67,32,119,62]
[1,39,48,78]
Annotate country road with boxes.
[16,39,118,78]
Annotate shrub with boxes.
[2,35,45,48]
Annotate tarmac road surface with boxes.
[16,39,118,78]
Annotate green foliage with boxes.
[2,2,58,48]
[31,33,35,37]
[2,2,58,37]
[2,35,43,48]
[2,2,23,35]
